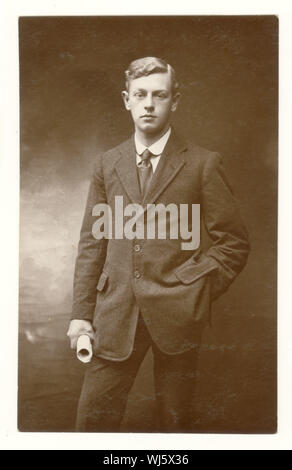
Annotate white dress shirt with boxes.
[135,127,171,173]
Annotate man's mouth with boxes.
[141,114,156,118]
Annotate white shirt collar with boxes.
[135,127,171,156]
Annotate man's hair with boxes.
[124,57,180,95]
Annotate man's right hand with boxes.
[66,319,95,350]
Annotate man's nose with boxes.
[144,94,154,110]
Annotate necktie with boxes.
[137,148,154,198]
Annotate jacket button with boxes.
[134,270,141,279]
[134,244,141,252]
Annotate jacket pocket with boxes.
[96,271,108,292]
[174,255,218,285]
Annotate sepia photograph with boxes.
[18,15,278,434]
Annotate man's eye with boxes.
[134,92,144,98]
[157,93,167,99]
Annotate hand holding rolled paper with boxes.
[67,319,94,349]
[76,334,93,363]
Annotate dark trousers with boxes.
[76,314,201,432]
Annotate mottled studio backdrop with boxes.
[19,16,278,432]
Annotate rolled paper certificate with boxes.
[76,334,93,363]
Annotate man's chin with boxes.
[139,123,162,135]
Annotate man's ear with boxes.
[122,91,131,110]
[171,92,180,112]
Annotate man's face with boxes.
[122,72,179,138]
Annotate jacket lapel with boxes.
[114,136,142,204]
[144,131,187,205]
[114,131,187,206]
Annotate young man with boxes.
[67,57,250,432]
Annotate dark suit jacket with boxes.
[72,131,250,360]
